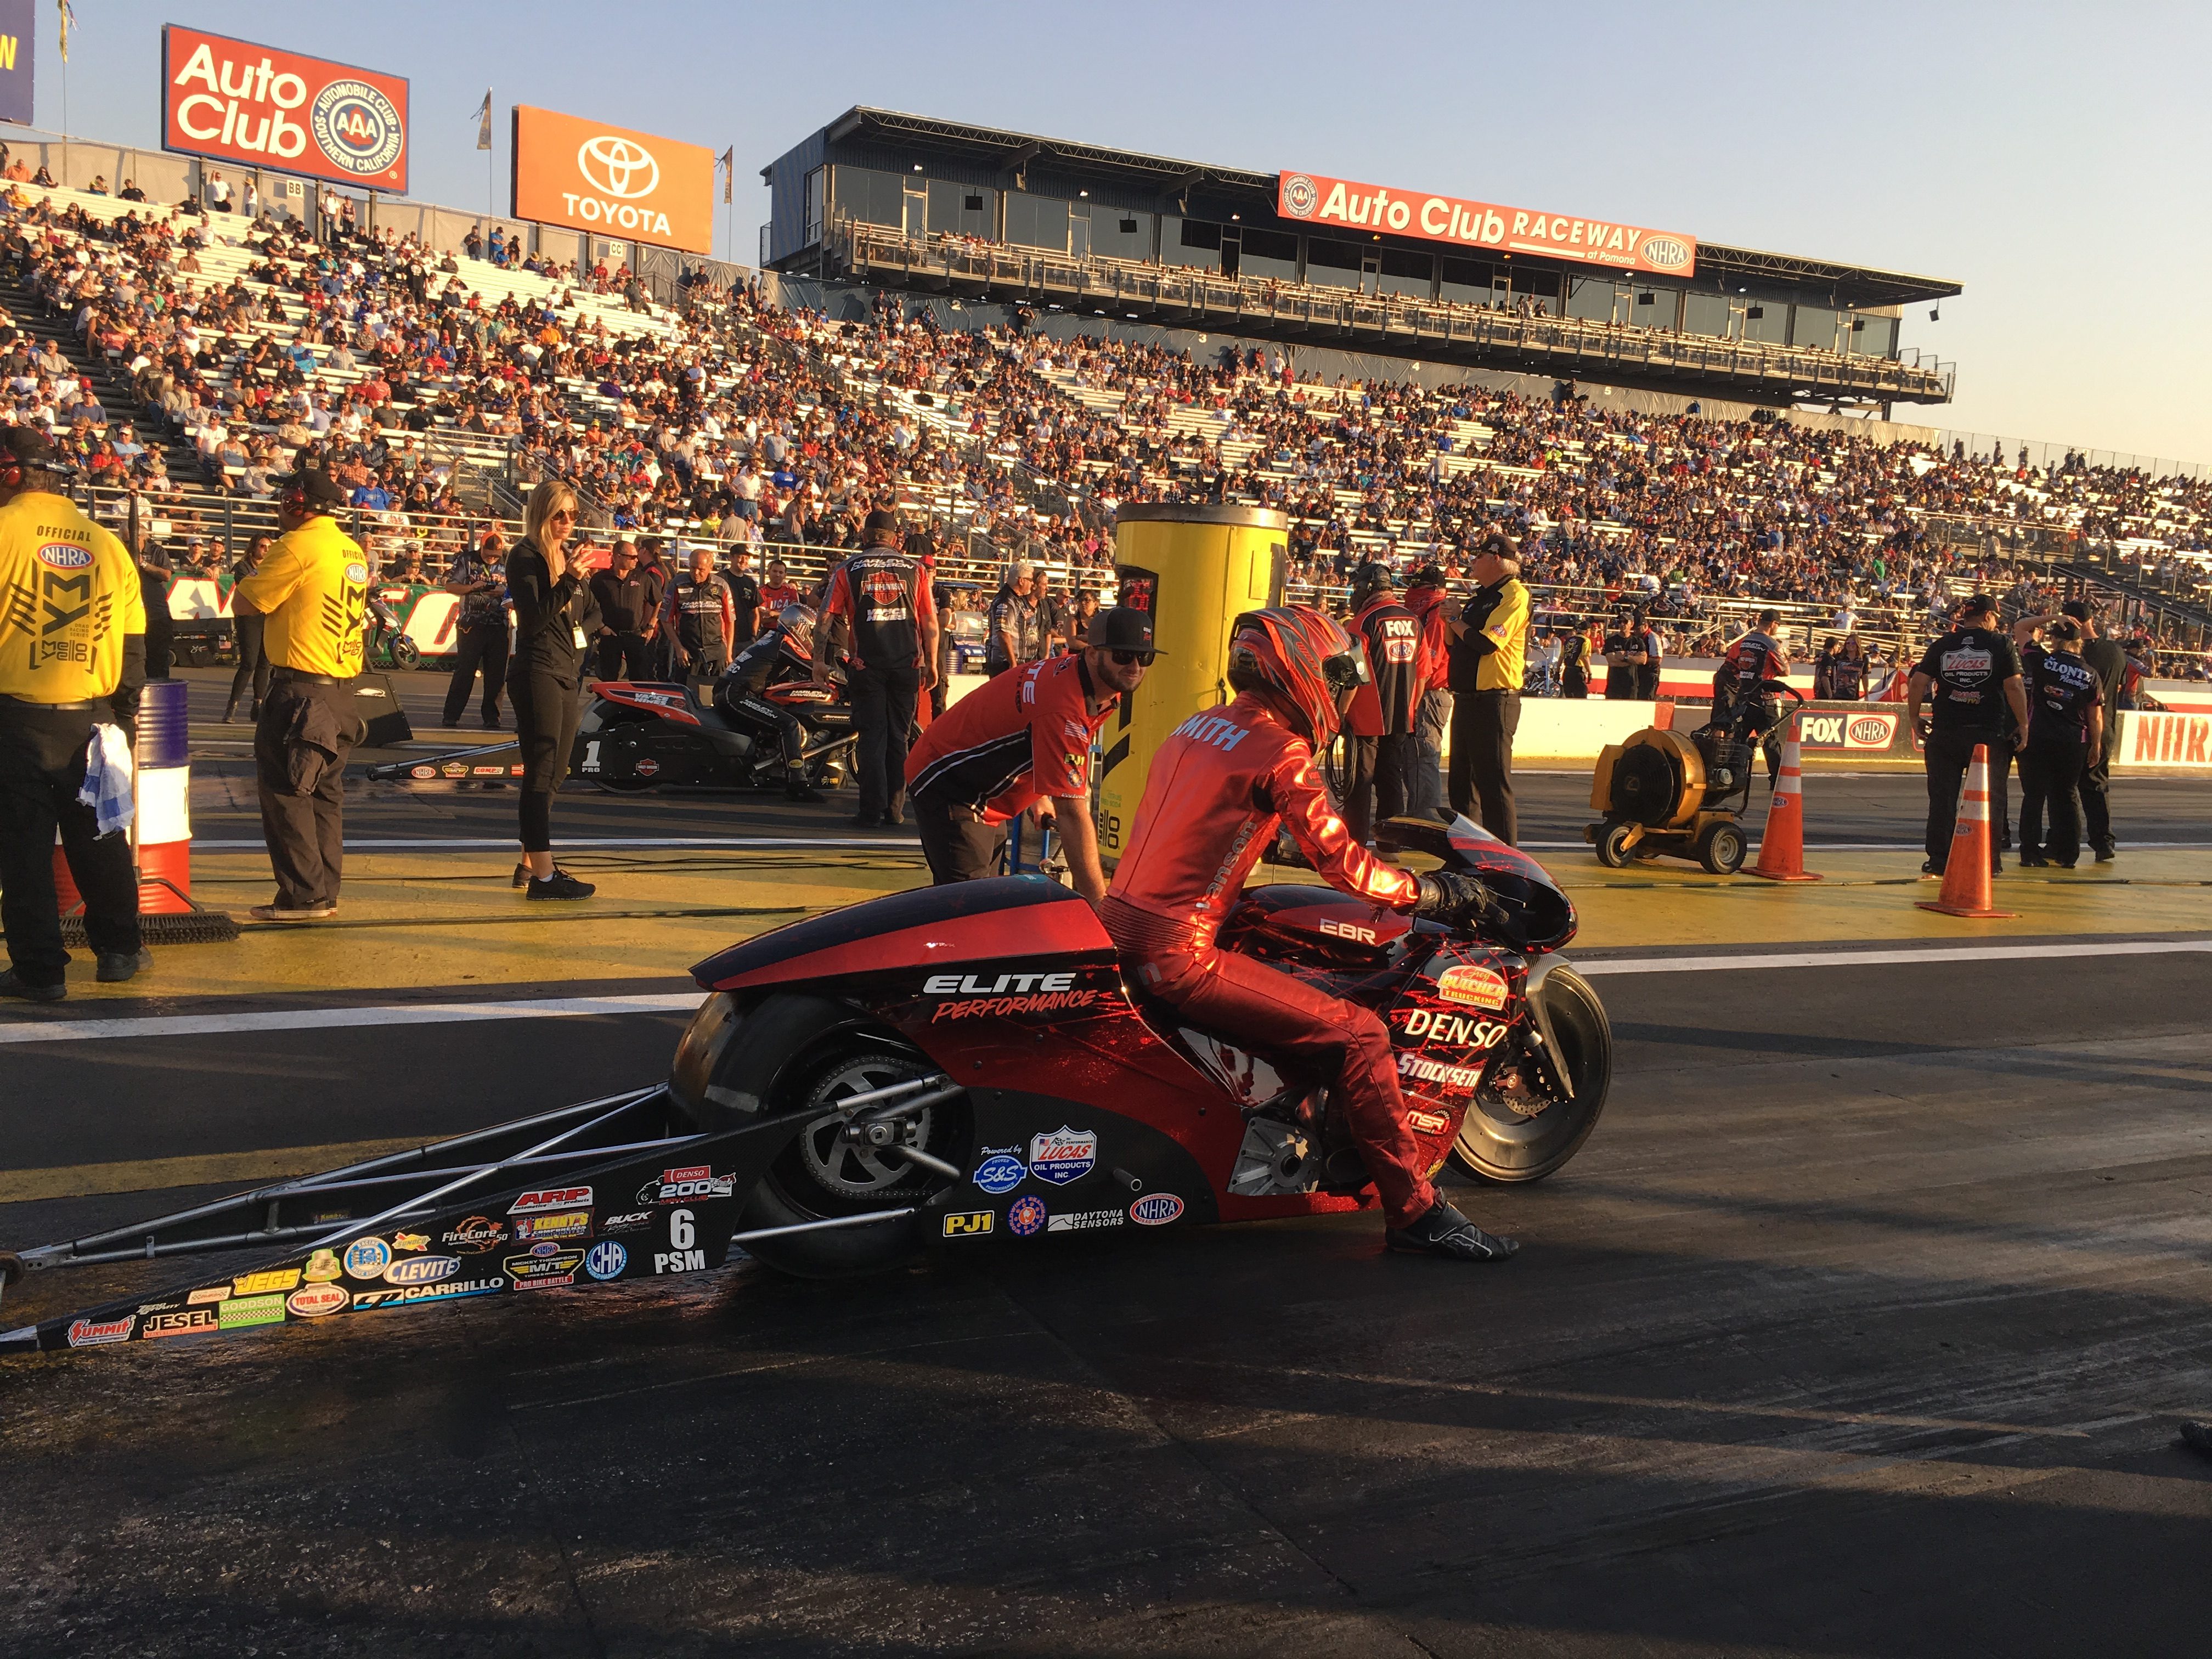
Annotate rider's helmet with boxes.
[776,602,817,659]
[1227,605,1369,747]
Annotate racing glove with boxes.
[1414,871,1500,930]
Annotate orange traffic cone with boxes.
[1916,743,2017,919]
[1750,719,1822,882]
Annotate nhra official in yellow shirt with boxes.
[0,426,148,1001]
[232,467,368,922]
[1444,534,1531,846]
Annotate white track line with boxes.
[0,993,703,1046]
[1577,940,2212,976]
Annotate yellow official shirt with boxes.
[234,514,368,678]
[0,490,145,702]
[1473,577,1530,692]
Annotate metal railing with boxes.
[832,221,1957,405]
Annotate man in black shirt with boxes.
[1341,563,1422,844]
[2015,618,2103,868]
[1908,595,2029,877]
[724,546,763,648]
[1601,615,1644,699]
[2065,601,2124,860]
[589,540,657,680]
[815,510,936,830]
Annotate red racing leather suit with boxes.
[1101,689,1436,1228]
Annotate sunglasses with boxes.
[1109,649,1154,667]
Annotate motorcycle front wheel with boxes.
[391,636,421,670]
[1451,964,1612,1182]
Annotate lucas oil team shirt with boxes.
[1914,626,2021,734]
[822,545,935,672]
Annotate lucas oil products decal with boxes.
[1028,1126,1097,1186]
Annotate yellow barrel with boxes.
[1096,504,1287,862]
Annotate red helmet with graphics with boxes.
[1227,605,1369,746]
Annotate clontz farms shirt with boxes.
[233,514,368,678]
[1915,626,2019,733]
[0,491,144,701]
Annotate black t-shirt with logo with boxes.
[727,569,763,645]
[1357,600,1423,733]
[1600,631,1640,698]
[2022,644,2101,746]
[1914,626,2021,734]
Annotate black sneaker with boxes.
[2018,853,2050,868]
[1385,1198,1519,1262]
[95,948,153,983]
[2093,843,2117,863]
[850,813,882,830]
[0,969,65,1003]
[524,871,595,900]
[786,785,827,804]
[1921,859,1944,878]
[513,861,578,889]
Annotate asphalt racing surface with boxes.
[1,669,2208,1656]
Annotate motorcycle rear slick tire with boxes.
[1450,964,1611,1183]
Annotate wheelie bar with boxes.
[0,1086,833,1357]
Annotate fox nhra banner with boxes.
[511,105,715,255]
[1276,169,1696,277]
[160,26,409,194]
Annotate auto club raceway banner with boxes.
[161,26,409,194]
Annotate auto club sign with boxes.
[1277,168,1695,276]
[160,26,409,194]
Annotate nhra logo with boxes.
[1798,711,1898,751]
[36,542,92,569]
[1640,235,1692,271]
[311,80,405,178]
[1280,173,1319,219]
[1129,1193,1184,1226]
[638,1166,735,1205]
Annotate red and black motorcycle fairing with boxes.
[681,816,1604,1264]
[578,662,854,794]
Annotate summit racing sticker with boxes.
[1028,1126,1097,1186]
[924,971,1099,1024]
[1436,964,1509,1011]
[637,1166,735,1205]
[66,1316,135,1347]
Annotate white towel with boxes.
[76,723,136,838]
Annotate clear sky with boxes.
[18,0,2209,464]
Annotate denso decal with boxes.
[510,1187,591,1214]
[1396,1008,1509,1049]
[1400,1053,1484,1093]
[1007,1195,1049,1236]
[637,1166,735,1204]
[584,1242,629,1280]
[1046,1209,1125,1232]
[66,1316,135,1347]
[942,1210,995,1237]
[972,1148,1027,1194]
[1028,1126,1097,1185]
[1404,1107,1453,1134]
[383,1255,461,1287]
[287,1284,349,1318]
[1129,1193,1185,1226]
[342,1236,391,1278]
[1436,964,1509,1011]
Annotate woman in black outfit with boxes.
[506,482,600,899]
[223,534,273,721]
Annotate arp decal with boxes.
[1129,1193,1185,1225]
[1437,964,1509,1011]
[1028,1126,1097,1186]
[510,1187,592,1215]
[942,1211,995,1238]
[1395,1008,1509,1049]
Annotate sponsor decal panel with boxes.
[217,1294,289,1331]
[1046,1209,1125,1233]
[1007,1195,1049,1237]
[504,1251,585,1290]
[1437,964,1510,1011]
[187,1285,232,1306]
[1798,710,1900,751]
[390,1233,430,1254]
[599,1210,653,1235]
[66,1316,135,1348]
[343,1237,391,1278]
[1395,1008,1509,1049]
[232,1268,301,1296]
[441,1217,505,1254]
[160,26,410,193]
[972,1148,1026,1194]
[1275,167,1696,275]
[1403,1106,1454,1135]
[942,1210,995,1238]
[382,1256,461,1287]
[143,1307,221,1339]
[287,1283,349,1318]
[513,1210,592,1243]
[1129,1193,1185,1226]
[511,105,715,254]
[353,1277,503,1311]
[637,1166,735,1205]
[1028,1127,1097,1186]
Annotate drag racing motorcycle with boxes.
[0,816,1609,1353]
[367,641,857,795]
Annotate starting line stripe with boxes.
[0,993,703,1047]
[1577,939,2212,976]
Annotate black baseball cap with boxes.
[1413,562,1448,586]
[278,467,348,510]
[2060,599,2092,622]
[862,507,904,544]
[1086,607,1163,659]
[1959,592,1998,617]
[2,425,56,468]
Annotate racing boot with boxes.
[1386,1198,1519,1262]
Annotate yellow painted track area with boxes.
[33,842,2210,1002]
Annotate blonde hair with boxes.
[523,480,581,546]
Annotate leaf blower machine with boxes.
[1584,679,1804,874]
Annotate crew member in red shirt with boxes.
[1402,562,1454,816]
[814,511,936,828]
[1339,562,1424,843]
[1101,606,1518,1262]
[905,608,1155,902]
